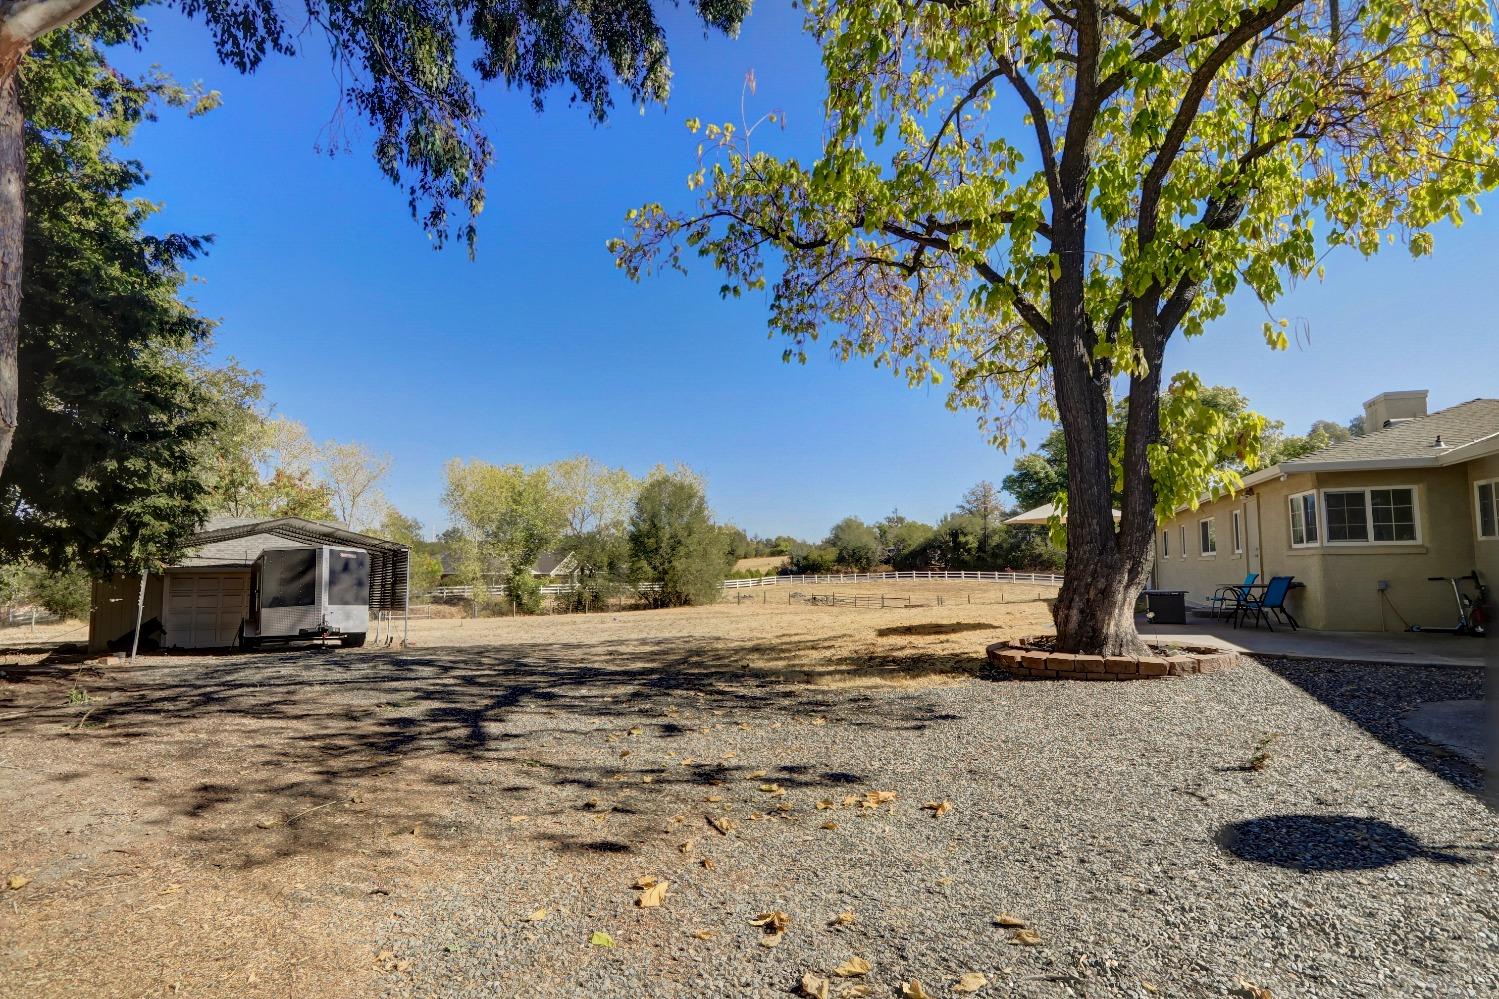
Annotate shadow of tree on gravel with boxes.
[1,634,986,868]
[1216,814,1479,872]
[1261,658,1485,797]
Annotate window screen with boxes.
[1370,488,1416,542]
[263,549,316,607]
[1480,481,1498,539]
[327,549,369,607]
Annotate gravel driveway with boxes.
[3,601,1493,999]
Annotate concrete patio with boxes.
[1136,615,1488,667]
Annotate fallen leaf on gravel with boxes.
[1230,981,1273,999]
[1009,929,1042,946]
[839,986,872,998]
[738,723,752,731]
[816,799,835,810]
[821,821,839,830]
[936,876,954,886]
[841,795,859,807]
[810,716,827,726]
[751,911,791,933]
[641,776,655,784]
[861,791,897,809]
[634,875,661,889]
[776,803,792,814]
[758,783,785,795]
[620,749,631,758]
[759,932,784,948]
[590,931,615,947]
[522,908,547,922]
[923,800,953,817]
[708,815,736,835]
[6,875,29,891]
[680,757,694,765]
[158,883,183,895]
[992,914,1026,928]
[628,727,642,736]
[800,973,831,999]
[705,795,725,803]
[828,911,857,927]
[900,980,932,999]
[255,818,279,829]
[953,972,988,993]
[691,930,716,940]
[679,840,694,853]
[637,880,669,908]
[746,769,768,779]
[1141,983,1159,995]
[700,857,715,870]
[834,956,871,977]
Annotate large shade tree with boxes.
[614,0,1499,654]
[0,0,754,483]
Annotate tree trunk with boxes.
[0,58,22,483]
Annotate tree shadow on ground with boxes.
[1216,814,1481,872]
[1261,658,1485,797]
[1,633,987,869]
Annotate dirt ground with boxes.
[0,583,1055,998]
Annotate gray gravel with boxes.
[374,656,1497,999]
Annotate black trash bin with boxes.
[1142,589,1187,625]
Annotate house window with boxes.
[1324,490,1369,542]
[1199,518,1217,556]
[1161,530,1170,557]
[1232,510,1243,554]
[1289,491,1319,547]
[1319,487,1419,545]
[1478,479,1499,540]
[1179,525,1187,558]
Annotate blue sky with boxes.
[111,4,1498,540]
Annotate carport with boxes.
[89,516,411,653]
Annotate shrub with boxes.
[628,475,726,607]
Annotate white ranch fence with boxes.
[428,570,1062,600]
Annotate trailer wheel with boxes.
[340,633,367,649]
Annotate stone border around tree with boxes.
[986,637,1237,681]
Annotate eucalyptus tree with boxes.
[613,1,1498,653]
[0,0,753,482]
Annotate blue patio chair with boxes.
[1235,575,1298,631]
[1208,572,1259,619]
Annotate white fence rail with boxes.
[428,570,1061,600]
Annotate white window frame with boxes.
[1289,490,1319,548]
[1231,509,1244,555]
[1318,486,1422,546]
[1179,525,1187,558]
[1473,478,1498,541]
[1199,517,1217,557]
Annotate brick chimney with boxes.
[1363,390,1428,430]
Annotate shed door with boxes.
[163,572,250,649]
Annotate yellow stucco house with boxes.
[1153,391,1499,632]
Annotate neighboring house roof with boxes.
[1005,502,1120,525]
[532,551,577,577]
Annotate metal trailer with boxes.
[242,545,369,648]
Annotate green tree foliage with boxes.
[958,481,1006,557]
[376,507,444,596]
[826,516,881,570]
[883,519,934,566]
[628,472,727,606]
[0,562,90,618]
[0,27,220,575]
[1263,417,1360,463]
[613,1,1498,654]
[443,459,567,607]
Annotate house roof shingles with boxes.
[1285,398,1499,467]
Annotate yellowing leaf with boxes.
[816,799,835,810]
[901,980,932,999]
[821,821,839,830]
[705,794,725,803]
[1010,929,1042,946]
[760,931,784,948]
[708,815,736,835]
[6,874,30,891]
[627,727,642,736]
[590,931,615,947]
[758,783,785,795]
[750,910,790,932]
[839,986,873,999]
[828,911,857,927]
[637,879,669,908]
[923,800,953,817]
[800,973,831,999]
[1230,981,1273,999]
[691,929,716,940]
[835,956,871,977]
[953,972,988,993]
[993,913,1026,928]
[746,769,768,779]
[522,908,547,922]
[633,875,661,889]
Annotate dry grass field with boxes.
[3,581,1492,999]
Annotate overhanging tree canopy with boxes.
[613,0,1499,654]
